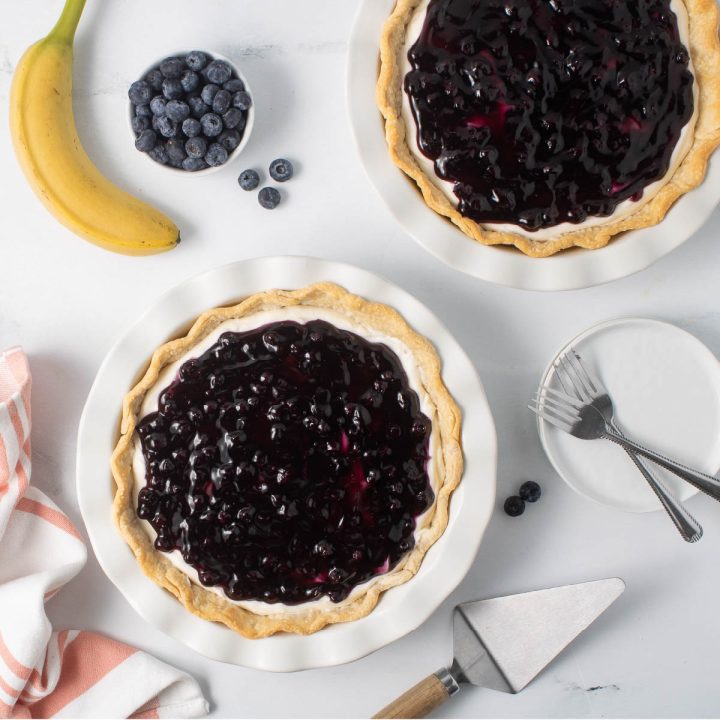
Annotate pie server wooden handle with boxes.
[373,673,452,719]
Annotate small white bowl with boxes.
[128,50,254,176]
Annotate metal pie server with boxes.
[373,578,625,719]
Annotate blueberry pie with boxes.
[378,0,720,256]
[111,284,463,637]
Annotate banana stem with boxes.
[49,0,87,44]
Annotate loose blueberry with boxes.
[185,136,208,159]
[155,115,178,138]
[180,70,200,93]
[162,78,184,100]
[148,143,169,165]
[201,84,220,106]
[165,99,190,123]
[185,51,209,72]
[182,156,208,172]
[182,117,202,138]
[223,78,245,93]
[218,128,242,152]
[205,142,228,167]
[212,89,232,114]
[200,113,223,138]
[258,187,281,209]
[128,80,151,105]
[188,95,209,119]
[131,115,151,134]
[134,129,157,152]
[205,59,233,85]
[269,158,294,182]
[166,137,187,163]
[238,169,260,191]
[504,496,525,517]
[519,481,542,503]
[135,103,152,118]
[160,56,184,79]
[150,95,167,116]
[145,68,164,91]
[222,108,245,130]
[232,91,252,111]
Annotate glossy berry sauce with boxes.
[405,0,694,230]
[136,320,434,605]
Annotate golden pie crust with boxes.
[377,0,720,258]
[111,283,463,638]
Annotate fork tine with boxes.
[532,392,581,423]
[570,348,605,393]
[528,401,574,433]
[566,348,597,397]
[558,351,592,402]
[538,385,584,409]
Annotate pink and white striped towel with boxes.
[0,348,209,719]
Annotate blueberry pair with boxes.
[504,481,541,517]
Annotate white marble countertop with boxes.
[2,2,720,717]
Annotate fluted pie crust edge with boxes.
[111,282,463,638]
[377,0,720,258]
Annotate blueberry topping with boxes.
[200,113,223,138]
[269,159,294,183]
[504,496,525,517]
[519,481,542,503]
[205,59,233,85]
[201,83,220,106]
[205,142,229,167]
[128,80,151,105]
[180,70,200,93]
[188,95,209,119]
[131,115,151,134]
[155,115,178,138]
[222,108,245,131]
[212,89,232,115]
[160,56,184,79]
[258,187,281,209]
[135,319,433,605]
[135,103,152,118]
[150,95,167,116]
[219,129,242,152]
[145,69,164,91]
[182,156,209,172]
[238,169,260,191]
[161,78,184,100]
[134,129,157,152]
[185,136,208,159]
[405,0,695,231]
[165,100,190,123]
[223,78,245,93]
[232,91,252,111]
[185,51,209,72]
[182,117,202,138]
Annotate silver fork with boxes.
[529,356,720,505]
[550,349,702,543]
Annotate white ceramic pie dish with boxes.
[76,256,497,671]
[346,0,720,291]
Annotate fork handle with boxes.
[603,428,720,503]
[611,423,702,543]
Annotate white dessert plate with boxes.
[76,256,497,672]
[537,318,720,512]
[346,0,720,291]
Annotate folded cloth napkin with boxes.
[0,348,209,719]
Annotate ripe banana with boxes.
[10,0,179,256]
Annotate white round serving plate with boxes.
[346,0,720,291]
[76,256,497,672]
[537,318,720,512]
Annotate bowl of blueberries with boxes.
[128,50,254,174]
